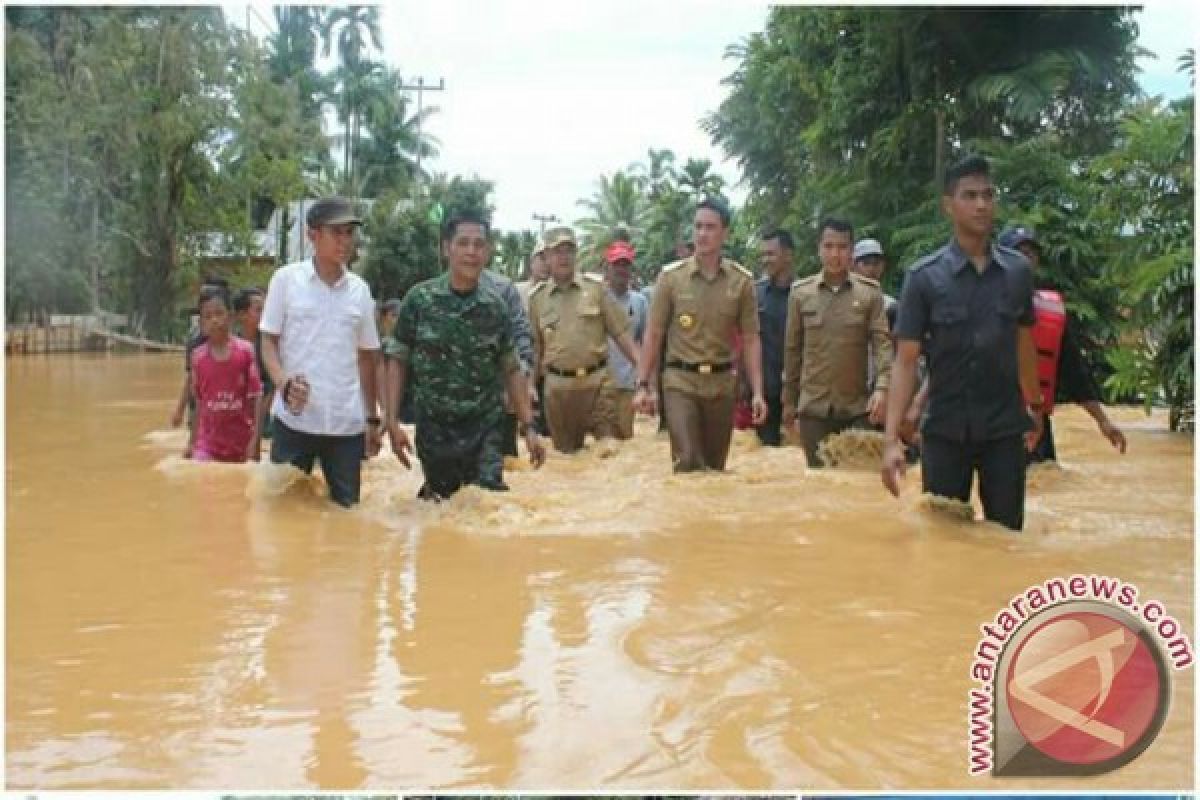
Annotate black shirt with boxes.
[895,238,1036,443]
[755,276,792,399]
[1056,318,1100,405]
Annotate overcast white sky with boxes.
[233,1,1195,233]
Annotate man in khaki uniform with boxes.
[529,226,640,453]
[635,198,766,472]
[516,238,549,312]
[782,217,892,467]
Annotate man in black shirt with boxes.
[998,226,1127,462]
[882,156,1043,531]
[751,229,796,445]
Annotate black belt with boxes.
[666,359,733,375]
[546,359,607,378]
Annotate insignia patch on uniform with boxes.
[679,313,695,330]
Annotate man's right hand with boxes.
[782,406,797,430]
[387,422,412,469]
[881,439,907,498]
[634,386,657,416]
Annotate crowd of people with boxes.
[170,156,1127,530]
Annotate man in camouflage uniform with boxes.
[384,211,545,500]
[635,198,767,472]
[529,226,640,453]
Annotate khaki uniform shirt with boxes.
[782,270,892,418]
[530,273,630,391]
[649,256,759,399]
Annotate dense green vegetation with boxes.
[704,7,1193,427]
[6,7,1191,424]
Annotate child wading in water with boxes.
[234,286,274,455]
[187,286,263,462]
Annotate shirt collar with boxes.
[307,258,349,288]
[817,269,852,290]
[686,256,727,281]
[947,237,1005,275]
[549,272,583,293]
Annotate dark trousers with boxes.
[270,417,365,507]
[1027,414,1057,464]
[501,412,519,458]
[797,412,868,467]
[922,433,1027,531]
[415,413,507,500]
[663,389,735,472]
[755,392,784,446]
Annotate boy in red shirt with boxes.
[187,287,262,462]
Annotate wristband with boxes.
[366,415,382,426]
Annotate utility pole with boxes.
[397,76,445,188]
[532,213,559,234]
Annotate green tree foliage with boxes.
[1092,93,1194,429]
[704,6,1195,424]
[360,175,495,303]
[704,7,1141,281]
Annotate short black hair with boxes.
[233,286,265,312]
[441,209,491,243]
[761,228,794,251]
[696,196,731,227]
[943,154,991,195]
[818,217,854,239]
[198,284,230,311]
[201,275,230,289]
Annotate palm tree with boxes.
[357,69,441,196]
[320,6,382,191]
[677,157,725,199]
[575,170,649,269]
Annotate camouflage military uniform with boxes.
[388,273,520,498]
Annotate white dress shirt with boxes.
[260,259,380,436]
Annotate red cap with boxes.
[604,241,636,264]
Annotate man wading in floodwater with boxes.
[384,210,546,500]
[882,156,1042,531]
[260,197,384,508]
[634,197,767,471]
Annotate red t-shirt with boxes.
[192,337,262,461]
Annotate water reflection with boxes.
[5,354,1193,790]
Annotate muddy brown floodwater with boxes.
[6,353,1193,789]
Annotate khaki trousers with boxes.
[545,385,601,453]
[797,412,868,468]
[663,389,735,472]
[593,386,636,440]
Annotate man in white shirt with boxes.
[260,197,384,507]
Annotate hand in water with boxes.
[751,394,768,425]
[365,425,383,458]
[881,439,907,497]
[1100,419,1128,454]
[388,423,412,469]
[525,429,546,468]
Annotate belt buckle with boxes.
[575,367,587,378]
[698,363,713,375]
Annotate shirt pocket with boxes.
[929,302,968,357]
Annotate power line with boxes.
[532,213,559,234]
[396,76,446,188]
